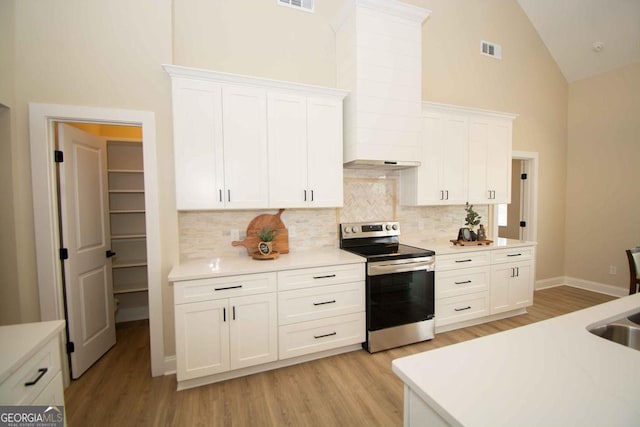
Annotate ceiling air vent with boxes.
[481,40,502,59]
[278,0,314,13]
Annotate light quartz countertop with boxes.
[169,247,366,282]
[402,237,537,255]
[0,320,65,384]
[392,292,640,426]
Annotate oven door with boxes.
[367,257,435,332]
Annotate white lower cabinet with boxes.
[172,261,366,389]
[174,273,278,382]
[435,244,536,330]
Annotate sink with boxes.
[589,313,640,351]
[627,311,640,326]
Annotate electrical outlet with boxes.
[230,229,240,241]
[418,221,424,230]
[609,265,617,275]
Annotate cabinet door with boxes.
[400,111,468,206]
[175,299,230,380]
[172,78,225,210]
[440,113,469,204]
[267,92,308,208]
[468,116,511,204]
[490,261,533,314]
[307,96,344,207]
[222,85,269,209]
[229,293,278,370]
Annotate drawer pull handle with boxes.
[214,285,243,291]
[507,253,522,257]
[313,274,336,280]
[24,368,48,387]
[455,280,472,285]
[313,300,336,306]
[455,259,472,263]
[314,332,337,339]
[454,306,471,312]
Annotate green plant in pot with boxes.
[464,203,481,241]
[257,226,277,255]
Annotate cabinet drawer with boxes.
[436,251,490,271]
[436,266,490,299]
[279,312,365,360]
[435,293,489,327]
[491,246,535,264]
[174,272,277,304]
[0,337,61,405]
[278,282,365,325]
[278,263,364,291]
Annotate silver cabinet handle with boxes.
[219,189,223,202]
[455,259,472,263]
[227,189,231,202]
[507,253,522,257]
[455,280,472,285]
[311,190,314,202]
[454,306,471,312]
[304,190,307,201]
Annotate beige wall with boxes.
[566,62,640,290]
[0,0,21,325]
[420,0,568,280]
[9,0,178,352]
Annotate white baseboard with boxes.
[564,277,628,297]
[536,276,627,297]
[164,355,176,375]
[535,276,566,290]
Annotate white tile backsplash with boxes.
[178,169,488,261]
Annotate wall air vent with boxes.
[481,40,502,59]
[278,0,314,13]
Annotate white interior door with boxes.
[58,123,116,379]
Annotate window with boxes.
[278,0,314,13]
[497,203,508,227]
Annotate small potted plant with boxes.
[464,203,481,241]
[257,226,277,255]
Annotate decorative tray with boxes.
[252,251,279,260]
[450,240,493,246]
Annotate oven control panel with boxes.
[340,221,400,239]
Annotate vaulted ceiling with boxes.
[517,0,640,83]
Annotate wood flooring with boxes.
[63,286,615,427]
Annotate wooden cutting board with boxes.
[232,209,289,255]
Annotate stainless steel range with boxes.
[339,221,435,353]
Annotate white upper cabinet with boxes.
[165,65,347,211]
[400,109,468,205]
[171,78,224,210]
[268,93,343,208]
[401,102,517,206]
[222,85,269,209]
[468,116,513,204]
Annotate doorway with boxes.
[494,151,538,242]
[29,103,164,381]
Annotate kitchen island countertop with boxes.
[168,247,365,282]
[392,291,640,426]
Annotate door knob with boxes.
[106,250,116,258]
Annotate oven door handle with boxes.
[368,260,434,276]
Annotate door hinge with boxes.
[59,248,69,260]
[66,341,75,354]
[521,173,527,180]
[520,221,527,227]
[54,150,64,163]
